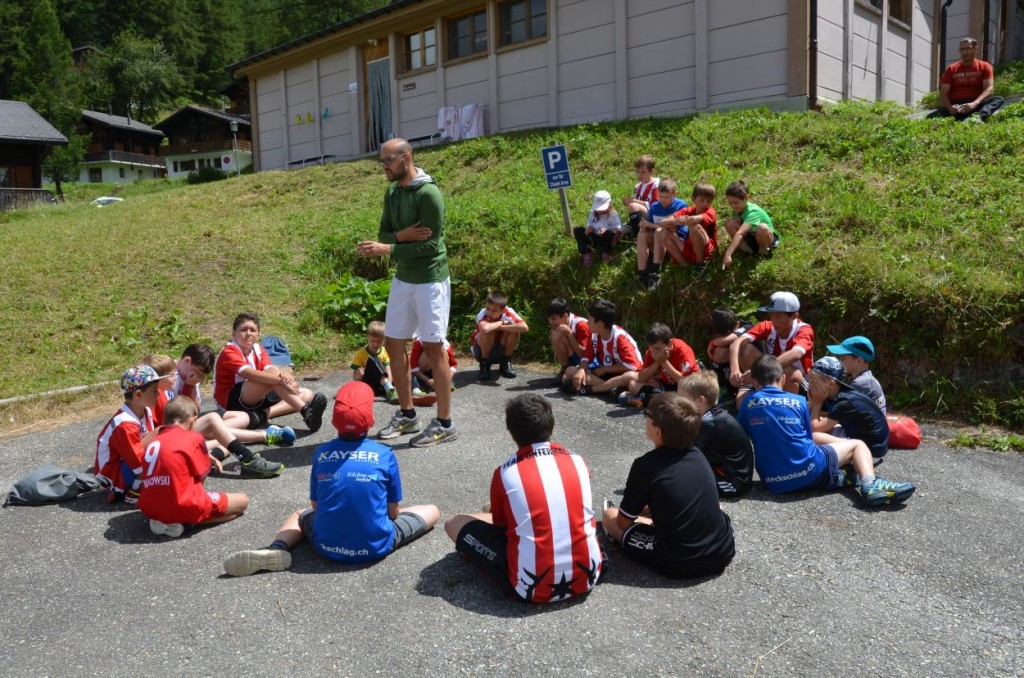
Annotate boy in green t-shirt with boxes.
[722,180,778,269]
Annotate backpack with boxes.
[5,467,102,506]
[887,415,922,450]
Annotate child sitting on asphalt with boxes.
[737,355,915,507]
[470,291,529,381]
[827,335,886,413]
[546,297,591,387]
[410,336,456,397]
[658,181,718,271]
[728,291,814,401]
[617,322,699,408]
[635,179,687,290]
[94,365,171,503]
[139,396,250,538]
[622,154,659,237]
[351,320,398,403]
[562,298,641,398]
[445,393,606,603]
[574,190,622,266]
[602,392,735,579]
[677,371,753,498]
[705,308,756,405]
[213,312,327,433]
[143,353,287,478]
[223,381,440,576]
[807,357,890,465]
[722,180,779,269]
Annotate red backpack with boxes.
[887,415,922,449]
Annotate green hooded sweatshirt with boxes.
[377,168,449,284]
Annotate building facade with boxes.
[78,111,165,183]
[156,105,253,179]
[231,0,1022,172]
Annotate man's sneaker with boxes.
[240,453,285,478]
[265,425,296,446]
[410,419,458,448]
[860,477,916,507]
[377,410,421,439]
[223,548,292,577]
[150,519,185,539]
[478,362,492,381]
[386,387,399,404]
[302,392,328,432]
[499,359,517,379]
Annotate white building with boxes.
[78,111,165,183]
[230,0,1023,172]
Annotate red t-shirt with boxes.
[490,441,605,603]
[213,341,272,408]
[138,425,216,524]
[94,405,154,492]
[584,325,642,372]
[410,338,458,373]
[642,337,699,385]
[746,319,815,374]
[941,59,994,103]
[671,205,718,247]
[565,313,592,357]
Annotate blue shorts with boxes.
[813,444,844,489]
[567,354,582,367]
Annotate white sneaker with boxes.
[149,519,185,539]
[223,548,292,577]
[377,410,421,439]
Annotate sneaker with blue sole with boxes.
[860,477,916,507]
[265,425,296,446]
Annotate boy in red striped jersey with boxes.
[444,394,606,604]
[546,297,591,388]
[561,298,641,397]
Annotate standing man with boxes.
[928,37,1004,122]
[357,138,456,447]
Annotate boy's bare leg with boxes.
[422,341,452,420]
[444,512,492,542]
[724,218,754,253]
[592,371,636,393]
[550,330,572,366]
[651,228,666,264]
[402,504,441,530]
[476,332,497,361]
[781,366,806,394]
[637,230,653,270]
[501,332,520,356]
[385,337,413,410]
[821,437,875,481]
[689,226,709,262]
[562,365,583,383]
[198,493,250,525]
[194,413,266,447]
[602,507,654,542]
[265,385,313,418]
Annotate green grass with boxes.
[4,97,1024,430]
[950,432,1024,454]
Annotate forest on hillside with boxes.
[0,0,389,183]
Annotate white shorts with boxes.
[385,277,450,343]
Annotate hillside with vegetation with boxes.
[2,100,1024,434]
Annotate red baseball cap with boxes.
[332,381,375,436]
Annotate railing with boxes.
[83,150,165,167]
[162,139,253,156]
[0,188,58,212]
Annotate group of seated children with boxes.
[577,155,780,290]
[94,312,331,536]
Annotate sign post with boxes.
[541,144,573,236]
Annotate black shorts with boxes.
[620,518,734,579]
[812,444,844,490]
[471,343,505,363]
[454,520,517,598]
[299,508,429,552]
[225,381,280,429]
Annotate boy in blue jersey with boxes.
[635,179,687,290]
[223,381,440,576]
[737,355,914,507]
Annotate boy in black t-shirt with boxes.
[807,356,890,465]
[602,392,735,579]
[678,371,753,498]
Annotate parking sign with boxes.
[541,144,571,190]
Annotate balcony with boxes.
[84,150,165,168]
[162,139,253,156]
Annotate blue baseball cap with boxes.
[827,335,875,362]
[811,356,850,388]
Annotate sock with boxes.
[438,418,452,428]
[401,408,416,418]
[860,475,876,490]
[228,439,251,462]
[268,539,289,551]
[382,380,393,391]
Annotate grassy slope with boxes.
[3,100,1024,430]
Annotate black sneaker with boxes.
[302,392,328,432]
[646,273,661,290]
[499,359,517,379]
[240,453,285,478]
[478,362,492,381]
[636,272,649,289]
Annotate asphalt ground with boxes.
[1,366,1022,677]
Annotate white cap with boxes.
[591,190,611,212]
[758,291,800,313]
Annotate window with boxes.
[173,161,179,173]
[403,27,436,71]
[889,0,910,25]
[447,10,488,60]
[180,159,196,172]
[498,0,546,46]
[118,167,125,178]
[89,168,102,183]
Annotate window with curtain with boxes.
[447,9,488,60]
[498,0,547,47]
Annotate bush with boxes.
[186,166,228,184]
